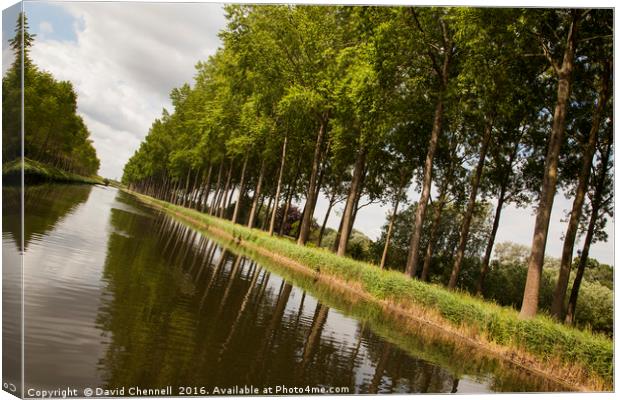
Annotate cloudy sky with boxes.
[24,1,227,180]
[10,1,614,265]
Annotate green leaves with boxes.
[2,14,100,177]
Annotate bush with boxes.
[482,257,612,336]
[572,281,613,335]
[484,261,554,311]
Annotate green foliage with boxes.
[343,229,374,261]
[580,258,613,290]
[571,280,613,335]
[2,13,100,177]
[372,201,492,282]
[481,243,613,336]
[483,259,555,313]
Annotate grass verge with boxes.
[129,190,613,391]
[2,158,104,185]
[158,210,571,392]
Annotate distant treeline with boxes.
[2,13,100,177]
[122,6,612,327]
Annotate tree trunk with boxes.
[247,159,266,229]
[476,188,506,295]
[308,140,331,225]
[405,98,444,277]
[261,194,274,231]
[331,214,345,252]
[551,61,610,319]
[380,188,403,269]
[209,160,224,215]
[170,179,180,204]
[298,114,328,245]
[163,174,172,200]
[332,169,365,253]
[199,164,213,213]
[421,181,448,281]
[565,136,611,325]
[232,155,249,224]
[448,120,493,289]
[181,169,192,208]
[337,145,367,256]
[475,132,522,295]
[279,186,293,235]
[564,216,594,326]
[189,168,202,209]
[278,156,302,235]
[269,135,288,235]
[157,174,167,200]
[520,13,579,319]
[218,160,234,219]
[317,188,338,247]
[225,184,237,218]
[349,174,365,233]
[404,13,453,278]
[256,195,265,223]
[193,169,206,209]
[197,164,212,212]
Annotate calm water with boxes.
[2,184,567,396]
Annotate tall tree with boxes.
[565,122,613,325]
[404,8,456,277]
[551,59,611,318]
[520,10,582,318]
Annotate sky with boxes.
[24,1,227,181]
[6,1,614,265]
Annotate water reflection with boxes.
[22,184,111,391]
[10,186,567,396]
[2,185,22,397]
[3,184,93,251]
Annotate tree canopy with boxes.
[122,5,613,328]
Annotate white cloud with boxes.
[2,42,13,76]
[28,2,227,179]
[39,21,53,35]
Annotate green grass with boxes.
[134,192,613,388]
[3,158,104,185]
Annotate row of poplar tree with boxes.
[122,6,613,324]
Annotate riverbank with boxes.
[2,158,104,185]
[127,190,613,391]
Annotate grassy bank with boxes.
[156,211,570,391]
[2,158,104,185]
[129,190,613,391]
